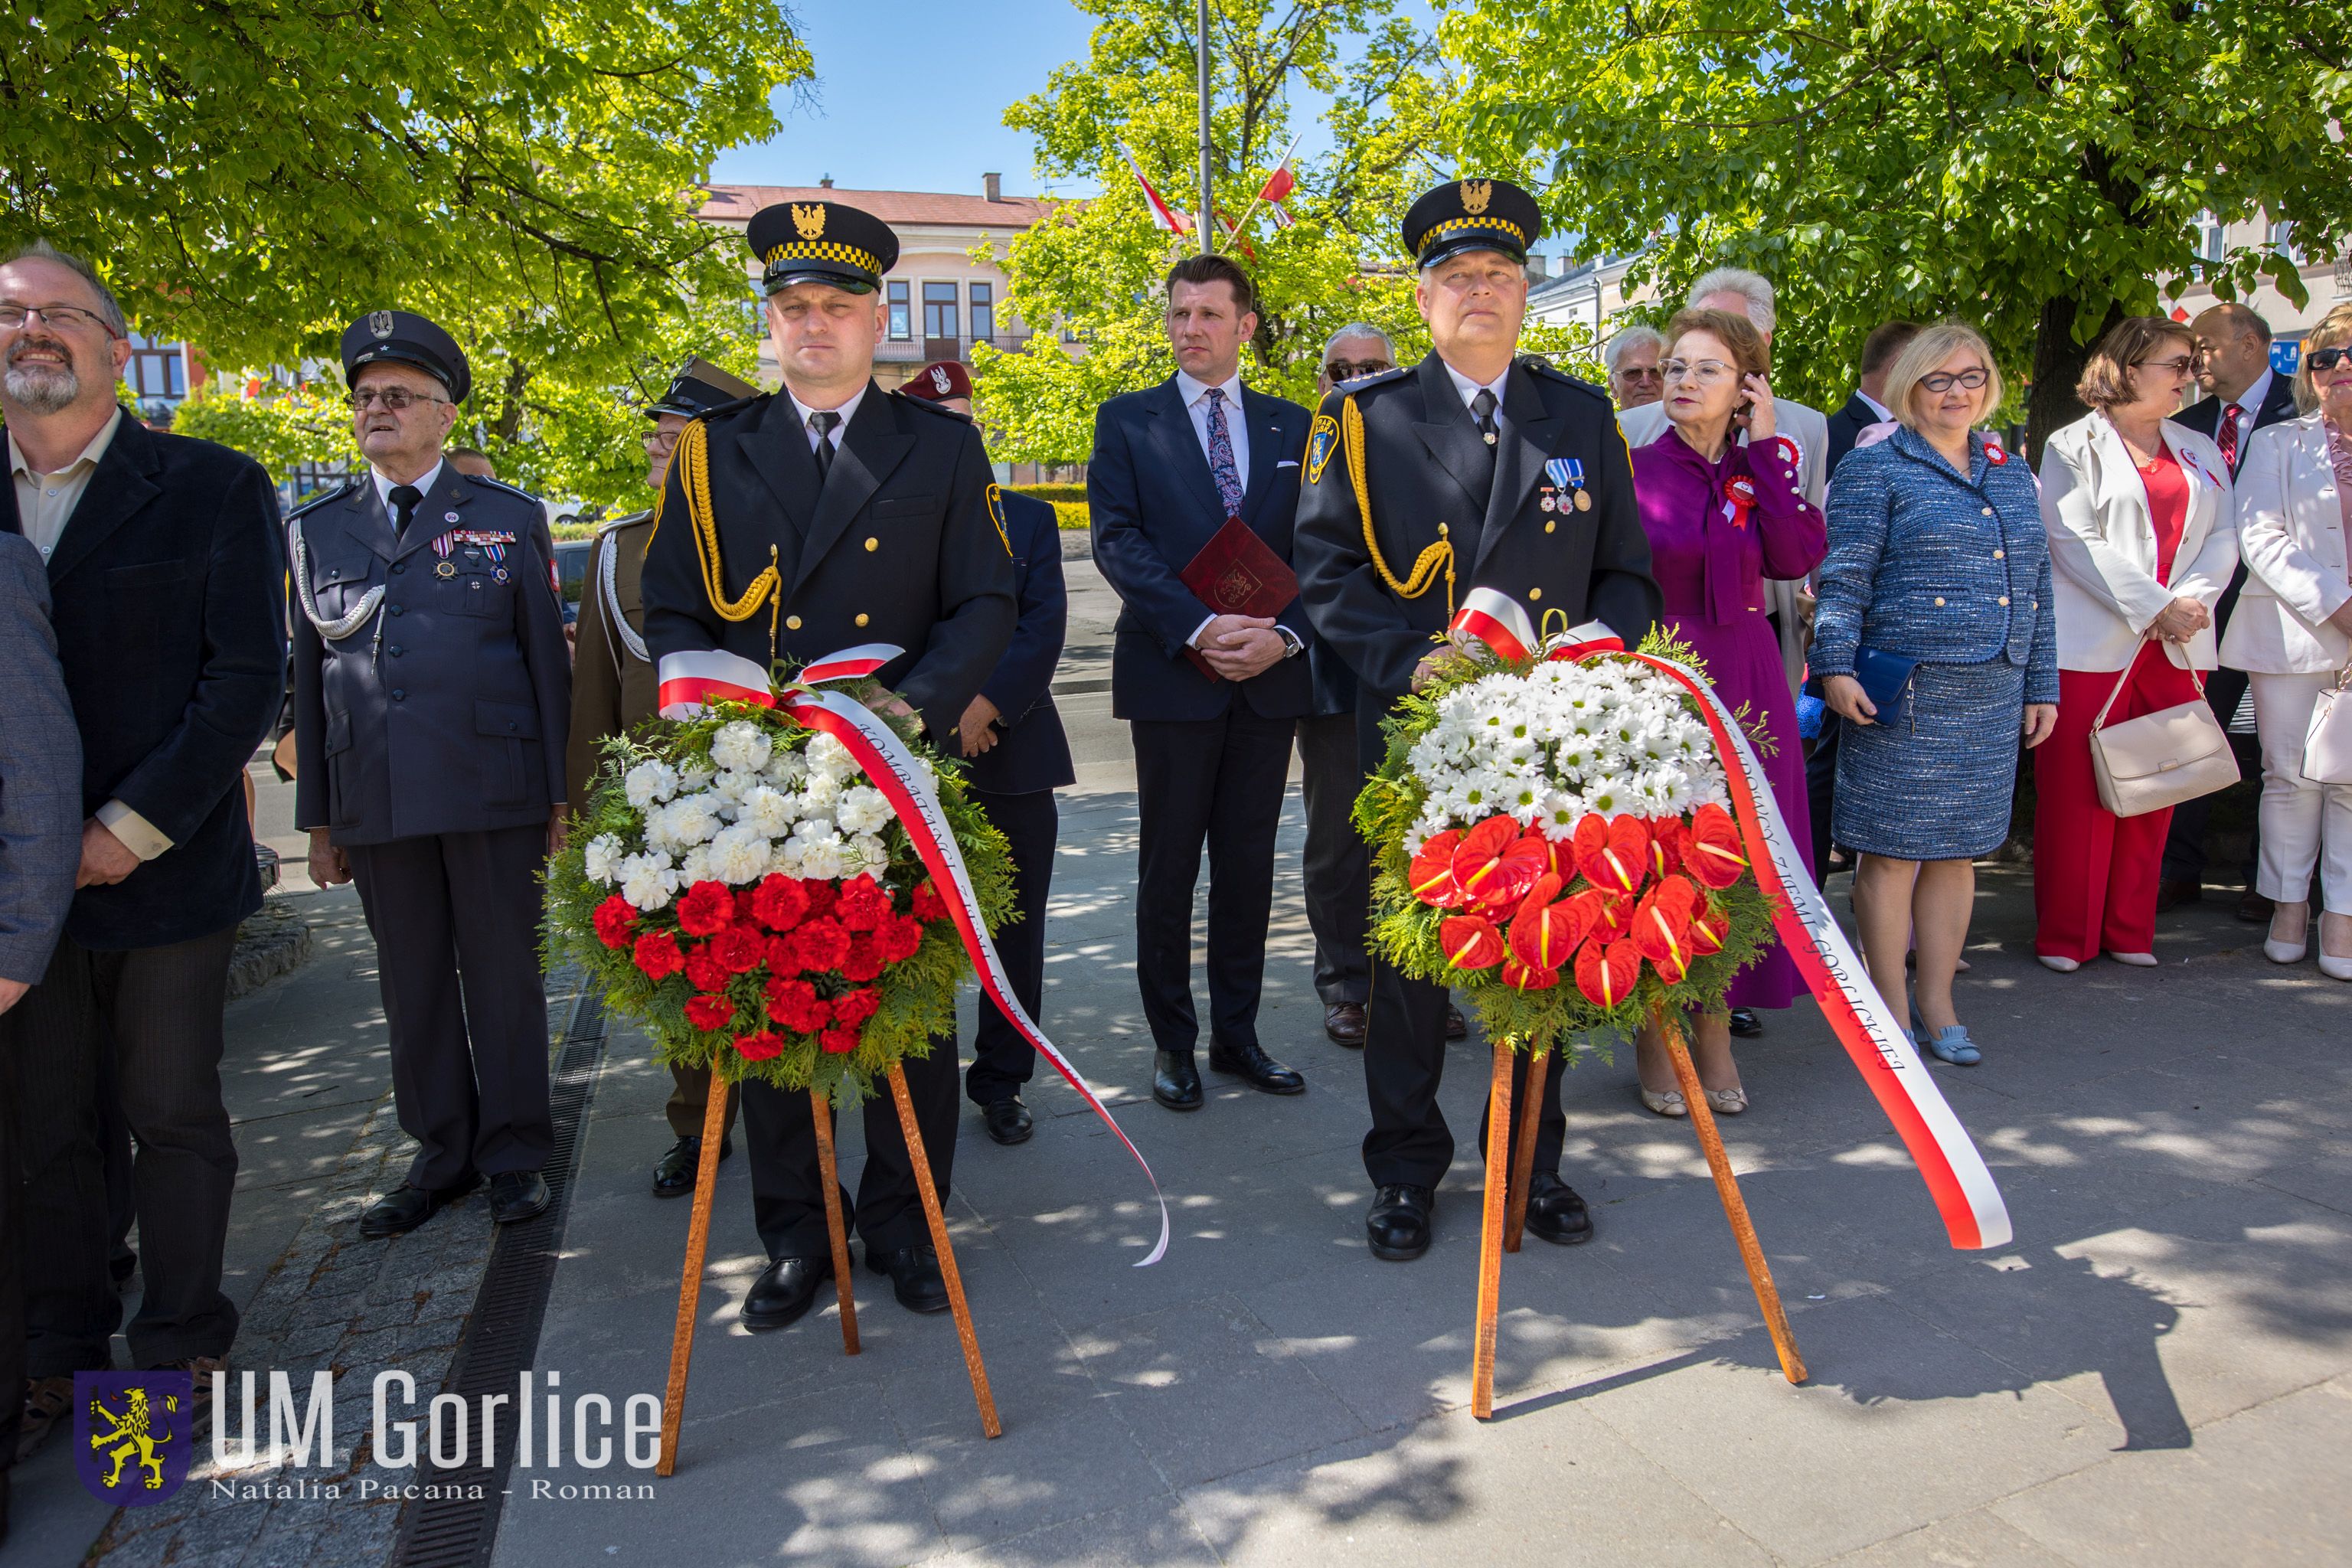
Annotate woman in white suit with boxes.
[2218,305,2352,977]
[2035,316,2238,972]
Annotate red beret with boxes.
[901,360,974,403]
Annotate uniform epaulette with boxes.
[596,508,655,537]
[289,480,358,519]
[1343,364,1413,394]
[691,392,764,426]
[1521,357,1609,403]
[892,388,975,422]
[469,474,547,507]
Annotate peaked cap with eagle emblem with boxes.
[339,309,471,403]
[746,199,900,296]
[1403,177,1544,271]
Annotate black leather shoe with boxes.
[652,1135,733,1197]
[359,1177,479,1239]
[982,1096,1033,1145]
[1727,1008,1763,1039]
[1366,1183,1435,1260]
[1152,1050,1203,1112]
[1445,1004,1469,1040]
[1207,1040,1305,1095]
[1522,1173,1594,1246]
[1324,1001,1367,1046]
[2154,878,2202,914]
[488,1171,550,1224]
[742,1253,833,1331]
[866,1244,950,1313]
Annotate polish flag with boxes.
[1256,158,1298,228]
[1119,142,1193,235]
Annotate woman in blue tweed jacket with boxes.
[1812,323,2059,1066]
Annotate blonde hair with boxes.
[1882,322,2003,431]
[2293,305,2352,414]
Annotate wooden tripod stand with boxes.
[655,1061,1000,1476]
[1469,1008,1808,1419]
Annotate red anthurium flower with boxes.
[819,1025,861,1055]
[1439,913,1505,970]
[1408,829,1465,907]
[735,1031,785,1062]
[1501,957,1560,991]
[712,924,767,975]
[1686,803,1748,889]
[1631,874,1700,972]
[1574,813,1650,896]
[1575,887,1632,940]
[683,949,728,993]
[1468,837,1551,913]
[750,874,811,932]
[1451,815,1525,909]
[1688,898,1730,957]
[1573,937,1642,1009]
[1519,822,1570,880]
[684,994,735,1031]
[676,880,734,937]
[1651,946,1690,985]
[632,931,684,981]
[831,987,881,1026]
[1648,817,1687,881]
[1508,875,1592,972]
[592,895,638,949]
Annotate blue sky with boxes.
[709,2,1104,198]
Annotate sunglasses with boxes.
[2308,347,2350,374]
[345,387,449,412]
[1325,358,1393,381]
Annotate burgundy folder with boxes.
[1178,515,1298,681]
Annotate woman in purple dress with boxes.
[1627,308,1827,1116]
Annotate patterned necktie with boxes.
[2217,402,2243,473]
[388,483,421,538]
[1204,386,1245,518]
[808,410,841,485]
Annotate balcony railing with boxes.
[876,333,1032,364]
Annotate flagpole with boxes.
[1225,130,1303,246]
[1196,0,1214,255]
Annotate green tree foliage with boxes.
[978,0,1480,465]
[3,0,806,506]
[1446,0,2352,446]
[169,383,354,494]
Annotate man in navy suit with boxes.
[1089,253,1316,1113]
[2161,302,2301,920]
[900,361,1076,1146]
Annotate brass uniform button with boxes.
[1933,597,1946,607]
[1544,520,1556,534]
[855,612,870,628]
[1528,587,1544,602]
[1981,506,1994,516]
[1994,549,2005,560]
[1998,596,2011,606]
[864,537,878,551]
[786,615,802,630]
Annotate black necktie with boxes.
[808,410,841,485]
[1472,387,1499,449]
[388,483,422,537]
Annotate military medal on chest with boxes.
[1546,456,1592,512]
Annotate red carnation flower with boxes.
[632,931,684,981]
[835,874,892,933]
[839,934,885,982]
[712,924,767,975]
[734,888,760,926]
[684,993,735,1031]
[799,879,838,921]
[764,975,829,1034]
[734,1030,785,1063]
[676,880,734,937]
[750,874,811,932]
[819,1024,861,1055]
[592,895,638,949]
[831,986,880,1026]
[785,916,851,974]
[683,949,728,993]
[909,880,948,923]
[874,914,923,964]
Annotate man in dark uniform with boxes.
[897,359,1075,1147]
[292,310,572,1236]
[639,203,1014,1327]
[1293,178,1661,1263]
[567,356,760,1198]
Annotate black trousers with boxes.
[2160,664,2262,888]
[11,924,241,1373]
[1295,711,1372,1006]
[1362,957,1565,1190]
[346,826,554,1189]
[663,1063,742,1142]
[743,1043,956,1258]
[1130,704,1295,1053]
[1,1000,23,1466]
[966,786,1060,1106]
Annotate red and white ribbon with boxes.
[665,644,1171,1266]
[1450,588,1537,663]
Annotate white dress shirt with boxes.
[7,407,122,561]
[1174,368,1250,479]
[1442,358,1511,426]
[786,382,869,452]
[371,459,447,524]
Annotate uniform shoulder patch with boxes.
[1350,363,1413,391]
[984,482,1013,556]
[1306,412,1341,486]
[288,480,357,519]
[894,390,974,422]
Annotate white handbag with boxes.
[2087,652,2239,817]
[2302,667,2352,785]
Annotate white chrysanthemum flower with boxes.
[618,852,678,911]
[709,720,773,774]
[1582,773,1632,818]
[806,732,860,782]
[835,785,892,835]
[705,823,772,885]
[582,834,625,885]
[741,785,798,839]
[624,760,679,810]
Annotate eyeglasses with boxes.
[0,302,120,338]
[2308,347,2350,374]
[1615,365,1664,383]
[1325,358,1393,381]
[1661,358,1735,386]
[2138,356,2196,376]
[1919,368,1991,393]
[642,430,681,456]
[345,387,449,412]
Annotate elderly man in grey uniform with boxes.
[291,310,571,1237]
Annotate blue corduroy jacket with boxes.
[1811,426,2058,705]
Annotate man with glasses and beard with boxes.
[289,310,571,1240]
[1,240,285,1448]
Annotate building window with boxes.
[2194,212,2225,280]
[923,282,959,343]
[126,333,186,404]
[2270,220,2301,266]
[970,283,995,345]
[887,281,911,341]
